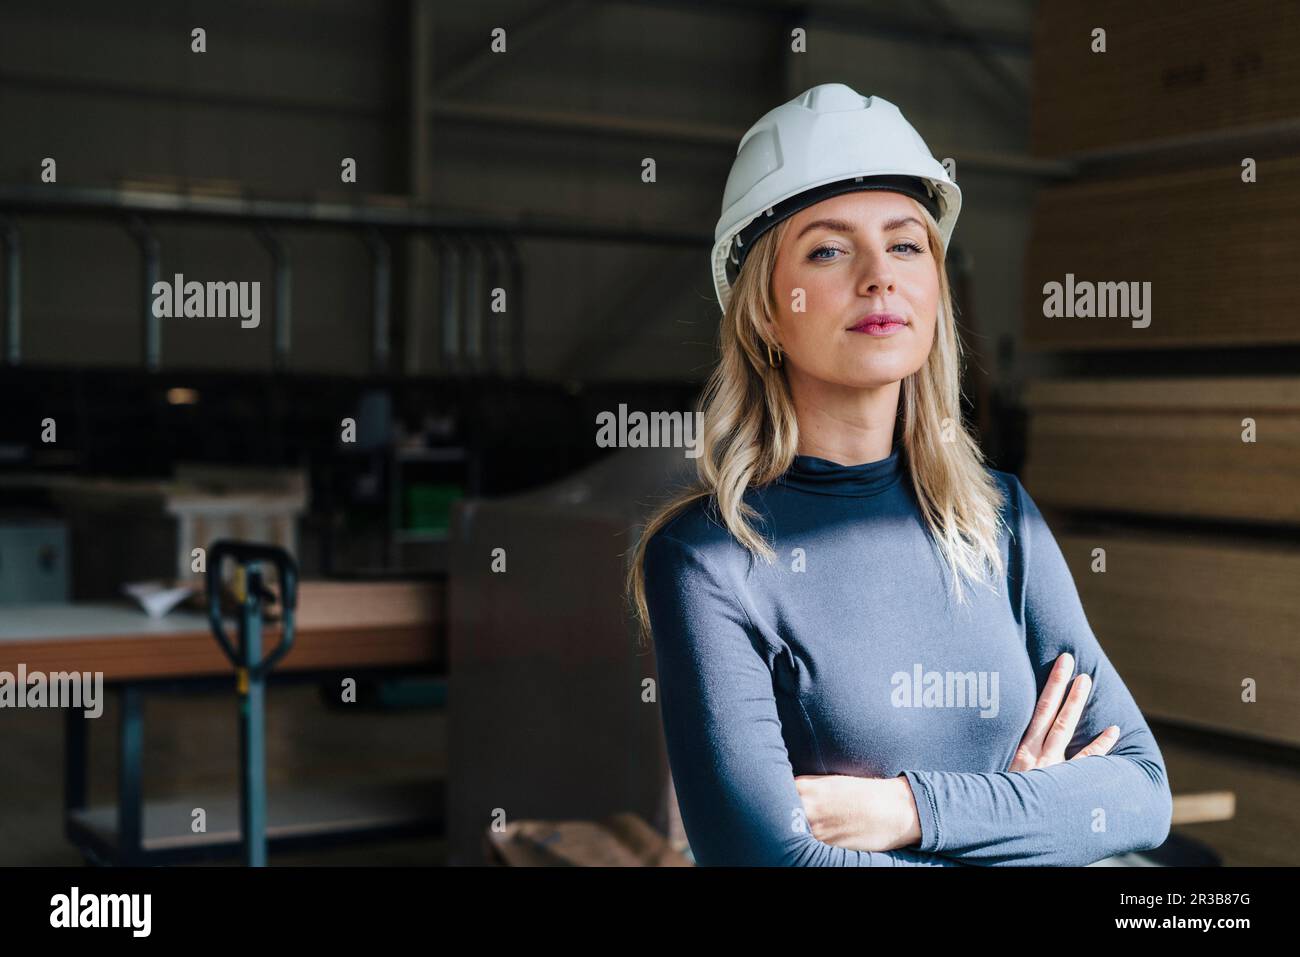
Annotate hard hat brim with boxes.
[724,174,943,288]
[711,174,960,314]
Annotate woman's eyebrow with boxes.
[796,216,925,239]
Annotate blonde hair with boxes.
[625,201,1008,647]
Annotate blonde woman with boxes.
[626,84,1172,866]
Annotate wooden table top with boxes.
[0,599,442,681]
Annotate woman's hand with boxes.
[793,773,919,852]
[1009,652,1119,771]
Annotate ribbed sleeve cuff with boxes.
[901,770,942,853]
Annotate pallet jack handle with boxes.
[206,540,299,676]
[204,540,299,866]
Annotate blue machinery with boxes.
[204,540,298,867]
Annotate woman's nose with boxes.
[856,250,896,296]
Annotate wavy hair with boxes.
[625,201,1008,647]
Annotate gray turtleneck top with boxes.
[642,448,1173,866]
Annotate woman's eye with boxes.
[808,244,842,261]
[809,241,925,261]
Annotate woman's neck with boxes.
[788,371,901,466]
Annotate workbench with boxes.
[0,583,445,865]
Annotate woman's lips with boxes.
[848,313,908,337]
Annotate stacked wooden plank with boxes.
[1023,161,1300,349]
[1031,0,1300,157]
[1022,1,1300,865]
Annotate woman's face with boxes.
[768,190,939,390]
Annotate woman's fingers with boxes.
[1018,653,1075,756]
[1070,725,1120,760]
[1009,653,1113,771]
[1041,672,1092,762]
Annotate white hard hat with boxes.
[711,83,961,314]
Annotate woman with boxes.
[625,83,1173,866]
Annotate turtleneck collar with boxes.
[777,446,905,497]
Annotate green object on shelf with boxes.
[404,482,463,532]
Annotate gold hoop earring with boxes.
[766,343,783,368]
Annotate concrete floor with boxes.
[0,682,448,866]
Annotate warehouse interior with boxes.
[0,0,1296,867]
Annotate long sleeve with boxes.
[644,530,967,867]
[898,476,1174,866]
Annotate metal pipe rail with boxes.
[0,185,708,375]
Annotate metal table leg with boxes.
[116,685,144,865]
[63,706,87,830]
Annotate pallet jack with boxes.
[205,540,298,866]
